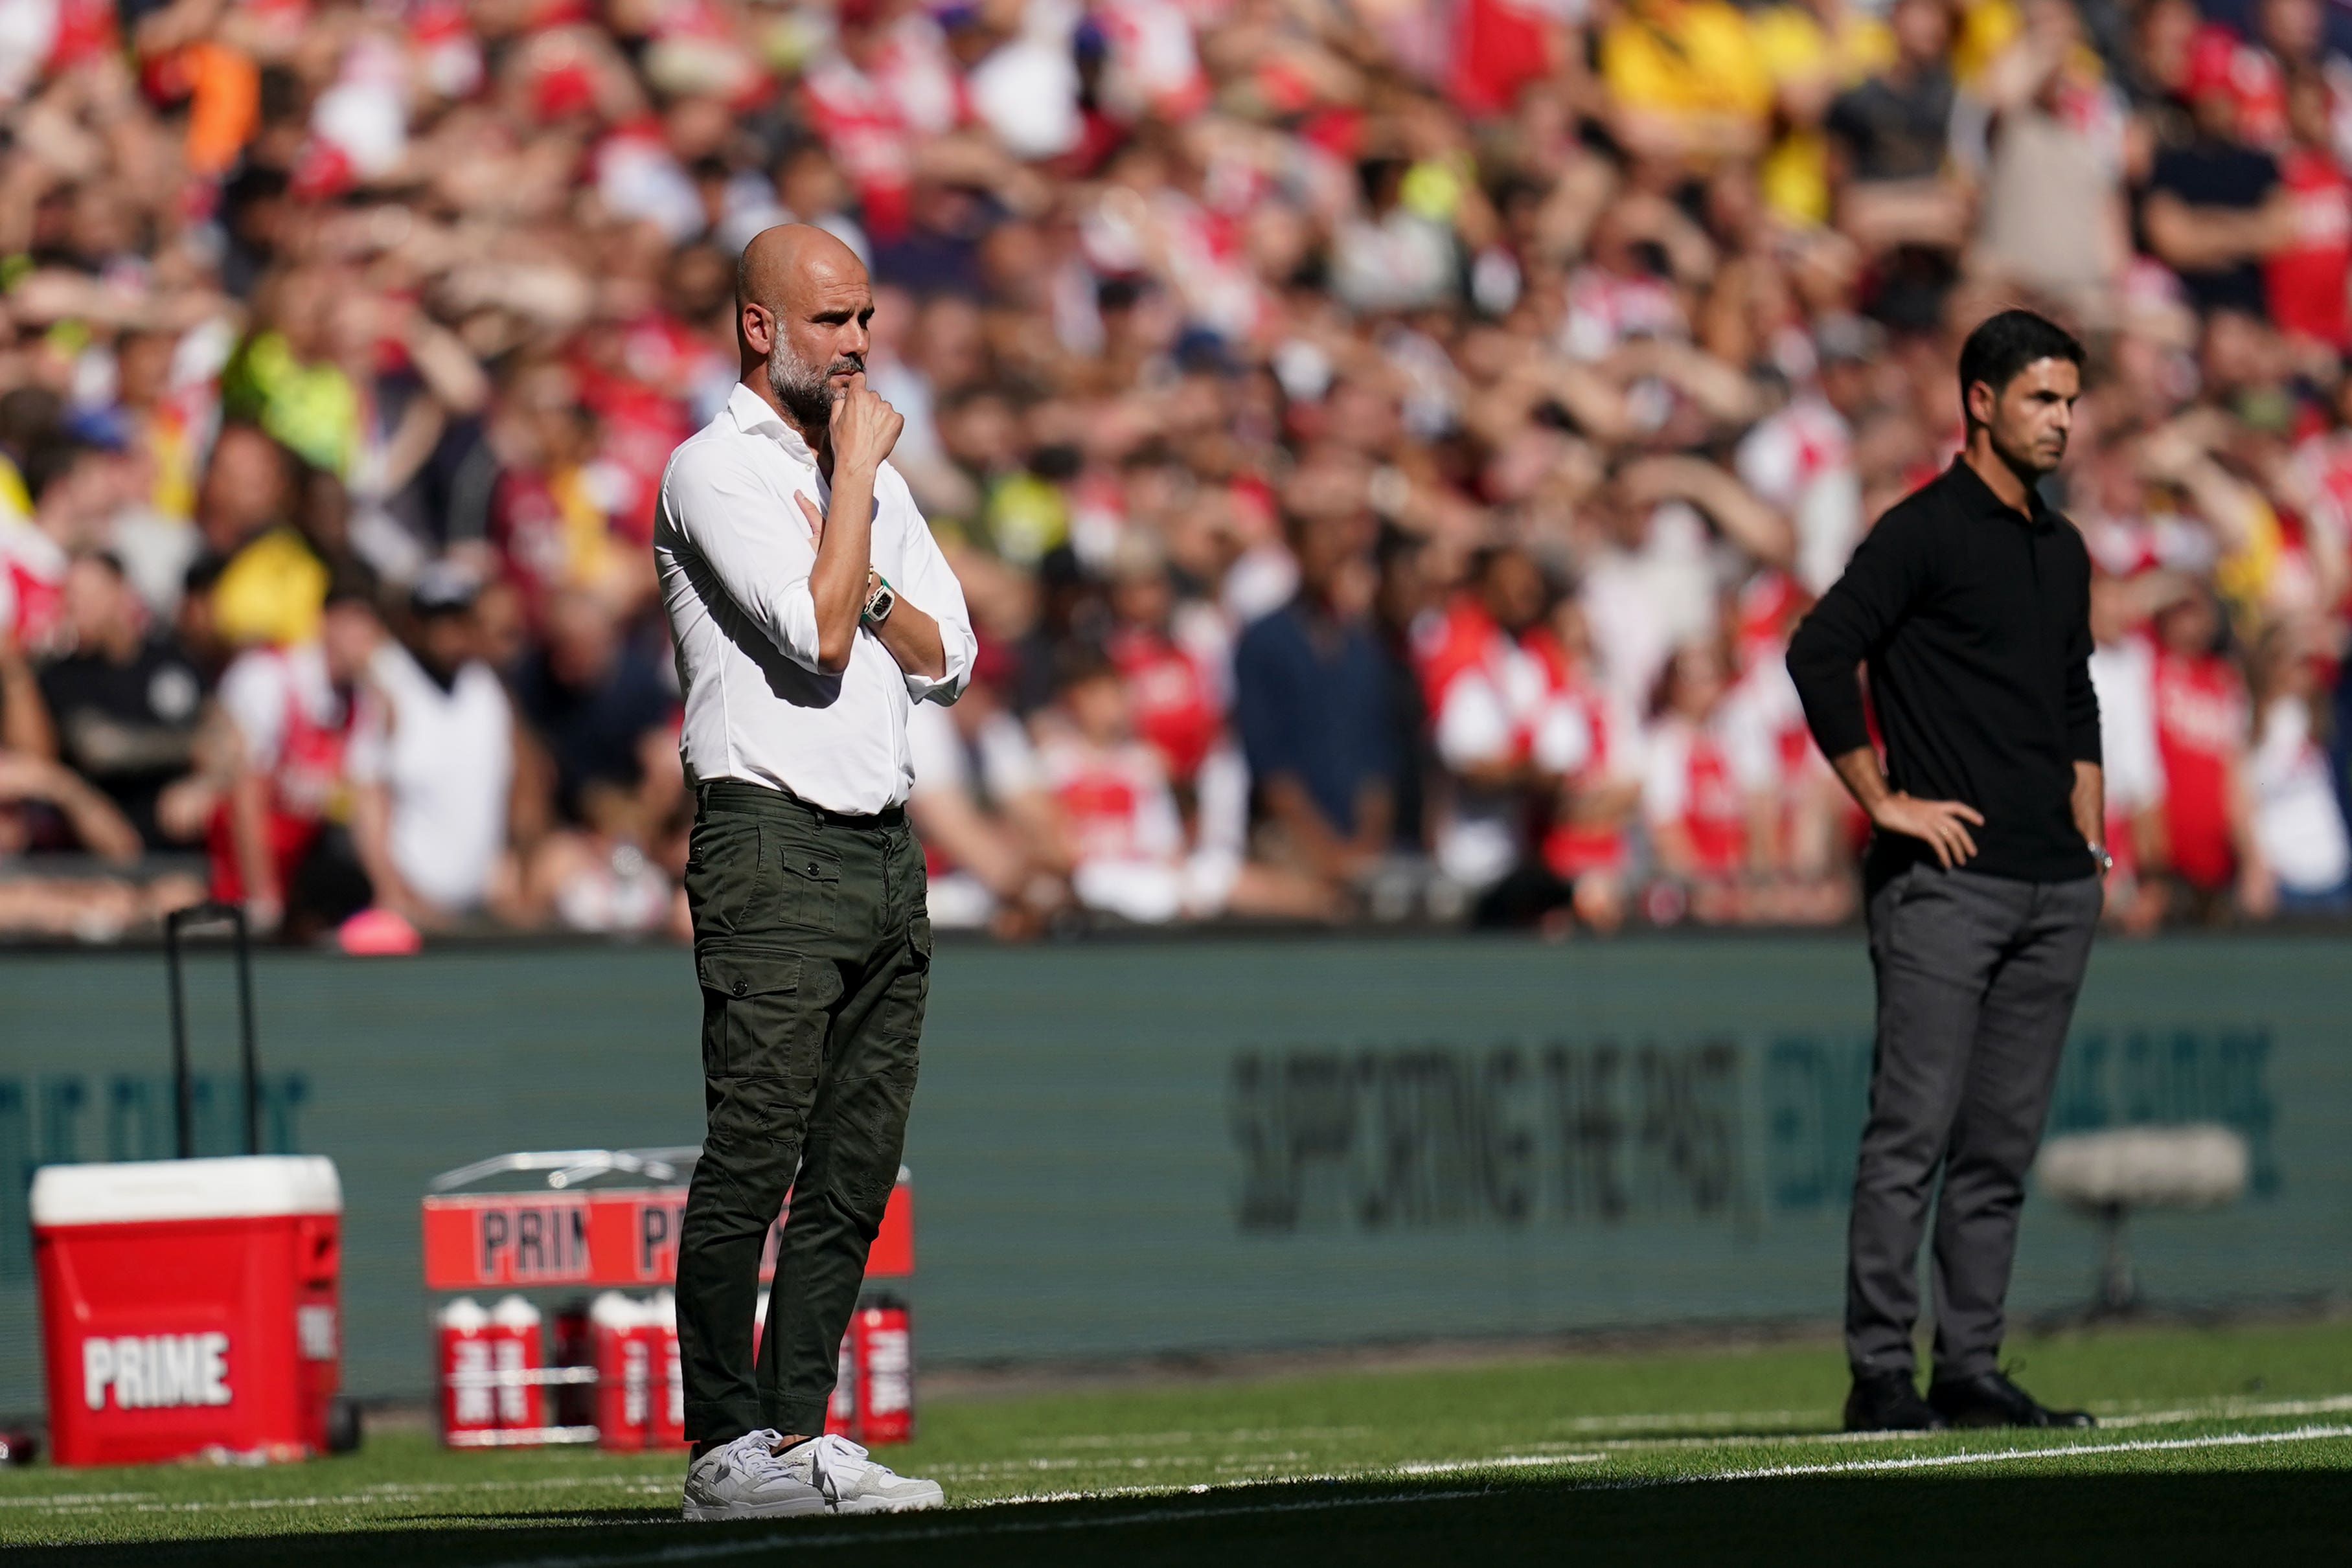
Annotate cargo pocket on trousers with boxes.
[775,849,843,931]
[696,946,821,1081]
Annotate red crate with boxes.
[34,1156,342,1467]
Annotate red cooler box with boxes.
[32,1155,343,1466]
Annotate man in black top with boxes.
[1787,310,2105,1434]
[2141,67,2289,320]
[1825,0,1959,185]
[38,552,205,850]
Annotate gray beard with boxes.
[768,343,842,431]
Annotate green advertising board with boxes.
[0,934,2338,1415]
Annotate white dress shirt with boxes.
[656,382,976,815]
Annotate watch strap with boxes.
[861,571,895,626]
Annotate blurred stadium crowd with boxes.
[2,0,2351,942]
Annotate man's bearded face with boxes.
[768,335,862,427]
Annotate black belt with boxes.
[698,778,906,829]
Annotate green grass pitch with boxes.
[5,1318,2350,1565]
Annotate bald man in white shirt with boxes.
[661,225,972,1521]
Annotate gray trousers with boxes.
[1847,865,2101,1380]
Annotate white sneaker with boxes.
[681,1430,830,1521]
[776,1433,945,1514]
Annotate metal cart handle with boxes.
[165,900,260,1159]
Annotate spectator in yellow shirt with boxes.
[1601,0,1775,164]
[198,422,330,650]
[1752,0,1899,225]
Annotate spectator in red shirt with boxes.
[1102,533,1227,790]
[1642,635,1774,923]
[209,578,387,940]
[2149,587,2275,920]
[1038,646,1330,925]
[1417,542,1584,918]
[2265,69,2352,354]
[2204,0,2352,157]
[1532,598,1643,933]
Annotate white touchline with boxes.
[3,1475,673,1514]
[1396,1453,1606,1475]
[482,1423,2352,1568]
[1568,1394,2352,1455]
[1696,1423,2352,1482]
[1548,1392,2352,1442]
[27,1406,2347,1556]
[1555,1408,1816,1433]
[2099,1393,2352,1429]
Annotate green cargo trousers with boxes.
[676,779,930,1447]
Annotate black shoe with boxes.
[1928,1370,2096,1429]
[1844,1371,1951,1432]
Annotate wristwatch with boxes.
[2087,841,2114,875]
[861,569,896,628]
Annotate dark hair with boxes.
[20,438,95,505]
[322,567,380,613]
[1051,640,1118,696]
[183,554,227,595]
[0,386,62,457]
[1957,310,2084,424]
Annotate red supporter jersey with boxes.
[1106,625,1222,785]
[2268,147,2352,347]
[205,658,374,902]
[567,345,690,540]
[1647,718,1748,879]
[1448,0,1554,118]
[803,18,965,240]
[0,525,67,655]
[2152,647,2248,891]
[1524,631,1633,878]
[1415,598,1533,760]
[1038,738,1175,866]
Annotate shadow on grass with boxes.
[12,1466,2349,1568]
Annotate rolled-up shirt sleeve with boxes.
[885,469,976,705]
[661,444,825,674]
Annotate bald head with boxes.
[736,224,875,431]
[736,223,867,317]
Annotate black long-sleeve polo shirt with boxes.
[1786,458,2102,885]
